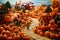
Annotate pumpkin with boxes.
[37,30,42,34]
[3,34,7,37]
[3,34,7,40]
[48,20,57,28]
[50,33,55,38]
[4,25,10,30]
[4,15,14,22]
[45,31,51,37]
[5,30,10,36]
[0,27,4,32]
[58,32,60,36]
[13,35,20,40]
[25,13,29,16]
[57,28,60,31]
[9,27,14,31]
[58,32,60,37]
[39,31,44,36]
[11,33,16,37]
[50,27,56,31]
[55,34,59,38]
[0,34,3,39]
[34,29,37,33]
[14,29,19,33]
[2,30,6,34]
[18,31,21,36]
[2,30,10,36]
[0,34,7,40]
[58,32,60,35]
[45,26,49,31]
[39,25,46,31]
[22,20,26,24]
[7,37,13,40]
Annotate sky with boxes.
[0,0,51,6]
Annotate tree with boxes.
[45,6,52,13]
[5,1,11,8]
[0,4,8,21]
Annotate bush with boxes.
[45,6,52,13]
[54,14,60,24]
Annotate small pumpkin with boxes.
[50,33,55,38]
[39,31,44,36]
[55,34,59,38]
[50,27,56,31]
[45,31,51,37]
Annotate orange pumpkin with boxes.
[37,30,42,34]
[4,25,10,30]
[4,16,14,22]
[13,35,20,40]
[9,28,14,31]
[55,34,59,38]
[5,30,10,36]
[0,34,7,40]
[50,27,56,31]
[48,20,57,28]
[3,34,7,40]
[58,32,60,35]
[11,33,16,37]
[3,34,7,37]
[39,31,44,36]
[45,26,49,30]
[2,30,10,36]
[39,25,46,31]
[22,20,26,24]
[45,31,51,37]
[58,32,60,37]
[7,37,13,40]
[50,33,55,38]
[18,31,21,36]
[0,27,4,32]
[20,32,25,37]
[25,13,30,16]
[14,29,19,33]
[57,28,60,31]
[0,34,3,39]
[2,30,6,34]
[34,29,37,33]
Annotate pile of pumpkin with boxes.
[0,24,30,40]
[34,20,60,39]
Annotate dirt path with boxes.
[22,18,51,40]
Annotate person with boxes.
[26,18,32,30]
[14,15,22,26]
[26,20,30,30]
